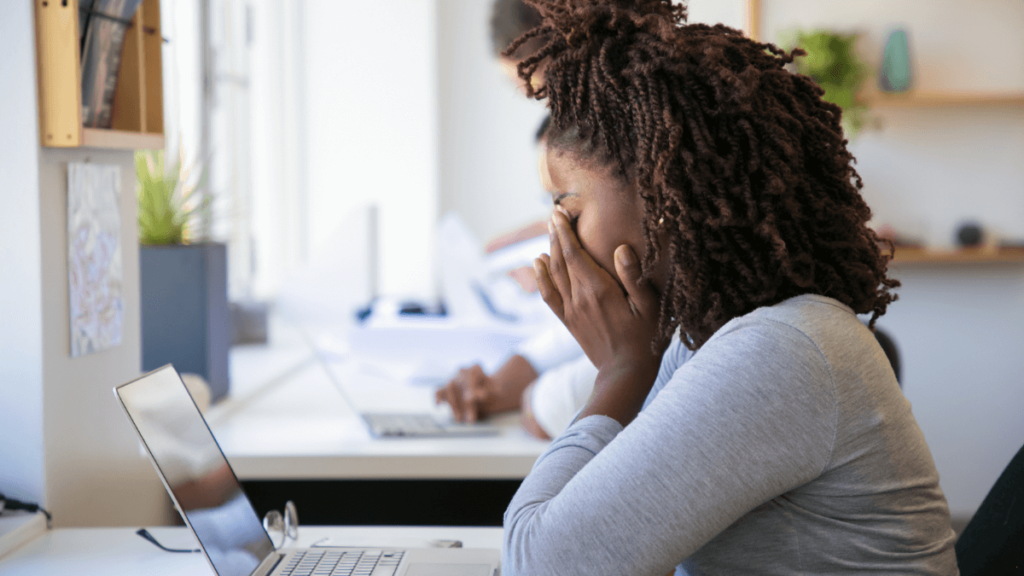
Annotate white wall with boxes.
[436,0,551,246]
[0,3,170,527]
[303,0,439,301]
[758,0,1024,519]
[0,0,46,509]
[247,0,308,298]
[37,149,173,527]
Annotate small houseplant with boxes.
[784,29,870,137]
[136,149,206,244]
[137,150,231,402]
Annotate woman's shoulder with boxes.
[647,294,875,407]
[711,294,867,355]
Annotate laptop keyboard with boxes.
[278,549,405,576]
[365,413,444,436]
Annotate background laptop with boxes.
[113,364,500,576]
[309,345,501,438]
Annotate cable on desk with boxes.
[0,492,53,529]
[135,528,201,553]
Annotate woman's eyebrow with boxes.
[553,192,578,206]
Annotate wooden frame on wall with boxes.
[745,0,761,41]
[35,0,164,150]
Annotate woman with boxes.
[501,1,959,574]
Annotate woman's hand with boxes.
[533,210,667,425]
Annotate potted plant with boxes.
[137,150,231,402]
[784,29,870,137]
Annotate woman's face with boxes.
[539,145,670,293]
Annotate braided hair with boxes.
[508,0,899,349]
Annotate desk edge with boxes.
[0,513,47,561]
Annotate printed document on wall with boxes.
[68,162,123,357]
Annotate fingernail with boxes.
[548,220,555,235]
[617,246,633,267]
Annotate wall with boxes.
[302,0,439,301]
[436,0,551,247]
[0,4,170,527]
[760,0,1024,246]
[759,0,1024,519]
[37,148,173,527]
[0,0,46,508]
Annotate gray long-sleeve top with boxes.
[503,294,958,575]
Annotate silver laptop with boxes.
[113,365,500,576]
[310,346,501,439]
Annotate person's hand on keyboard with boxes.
[435,365,502,423]
[435,355,539,424]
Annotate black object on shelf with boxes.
[956,221,984,247]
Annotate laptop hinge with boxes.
[252,551,285,576]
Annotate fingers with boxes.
[614,244,658,316]
[534,256,565,323]
[546,217,572,300]
[436,367,490,423]
[551,209,586,268]
[438,379,467,421]
[551,209,606,292]
[461,365,486,423]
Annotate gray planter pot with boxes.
[140,243,230,401]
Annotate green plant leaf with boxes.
[136,149,206,245]
[783,28,870,138]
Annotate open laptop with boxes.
[310,344,501,439]
[113,365,501,576]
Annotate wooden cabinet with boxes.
[35,0,164,150]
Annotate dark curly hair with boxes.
[507,0,899,349]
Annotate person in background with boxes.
[435,1,598,440]
[490,0,548,92]
[501,1,957,574]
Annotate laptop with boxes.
[310,345,501,439]
[113,365,501,576]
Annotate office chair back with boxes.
[954,441,1024,575]
[873,327,901,386]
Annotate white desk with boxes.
[209,316,548,480]
[205,316,549,525]
[0,525,504,575]
[211,361,548,480]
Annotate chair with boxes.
[873,327,901,386]
[954,441,1024,575]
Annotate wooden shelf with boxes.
[863,91,1024,108]
[35,0,164,149]
[742,1,1024,109]
[82,128,164,150]
[889,247,1024,265]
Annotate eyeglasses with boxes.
[262,500,299,549]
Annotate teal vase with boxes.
[880,28,912,93]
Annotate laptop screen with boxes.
[116,365,276,576]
